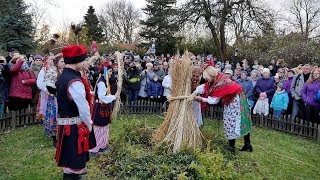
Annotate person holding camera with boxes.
[8,54,36,111]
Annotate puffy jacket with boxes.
[255,76,275,102]
[126,69,141,91]
[271,90,289,111]
[9,61,36,99]
[147,81,163,97]
[253,98,269,116]
[302,80,320,107]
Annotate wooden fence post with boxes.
[317,124,320,142]
[11,111,17,129]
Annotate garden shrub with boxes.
[101,120,237,179]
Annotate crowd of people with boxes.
[1,46,319,178]
[0,49,319,123]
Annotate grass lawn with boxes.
[0,114,319,179]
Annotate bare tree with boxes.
[283,0,320,39]
[99,0,141,44]
[228,0,276,44]
[27,0,48,38]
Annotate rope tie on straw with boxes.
[167,94,196,102]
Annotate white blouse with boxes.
[194,84,221,105]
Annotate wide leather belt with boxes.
[57,117,82,125]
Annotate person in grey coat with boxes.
[290,64,311,121]
[139,63,154,99]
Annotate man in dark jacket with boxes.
[126,63,141,105]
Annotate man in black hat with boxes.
[55,45,93,179]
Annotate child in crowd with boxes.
[270,83,289,128]
[147,75,163,102]
[253,92,269,116]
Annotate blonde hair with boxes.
[307,68,320,83]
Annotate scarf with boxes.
[204,73,242,105]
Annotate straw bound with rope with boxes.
[153,51,204,152]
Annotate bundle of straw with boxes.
[111,51,124,120]
[153,51,204,152]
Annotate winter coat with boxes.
[147,80,163,97]
[255,76,276,102]
[284,77,293,94]
[301,80,320,107]
[248,77,258,87]
[236,78,254,101]
[271,90,289,111]
[253,98,269,116]
[139,70,154,98]
[290,74,308,100]
[0,75,6,104]
[9,61,36,100]
[126,68,141,91]
[30,63,43,78]
[162,74,172,97]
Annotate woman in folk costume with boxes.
[89,61,120,156]
[37,54,65,146]
[194,66,253,153]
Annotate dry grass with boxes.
[153,51,204,152]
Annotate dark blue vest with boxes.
[56,68,82,118]
[92,76,111,126]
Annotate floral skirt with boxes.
[44,96,57,132]
[223,93,252,139]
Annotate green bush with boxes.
[100,120,237,179]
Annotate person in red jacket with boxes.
[8,55,36,111]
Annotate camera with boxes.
[235,48,239,52]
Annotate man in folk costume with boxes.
[194,66,253,153]
[55,45,93,179]
[89,62,120,156]
[191,66,204,127]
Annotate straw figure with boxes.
[111,52,124,119]
[153,51,204,152]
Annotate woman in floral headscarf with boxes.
[193,66,253,153]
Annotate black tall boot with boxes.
[240,133,253,152]
[63,173,82,180]
[52,136,57,148]
[228,139,236,153]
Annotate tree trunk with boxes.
[219,22,227,61]
[207,20,223,60]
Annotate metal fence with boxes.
[0,101,319,142]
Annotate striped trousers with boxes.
[89,125,109,153]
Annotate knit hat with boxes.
[262,68,270,74]
[224,69,233,76]
[62,45,87,64]
[278,83,284,90]
[203,66,218,79]
[260,92,267,98]
[225,64,232,69]
[33,54,43,60]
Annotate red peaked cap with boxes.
[62,45,88,64]
[98,61,111,72]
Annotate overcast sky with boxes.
[25,0,285,32]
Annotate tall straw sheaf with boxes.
[153,51,204,152]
